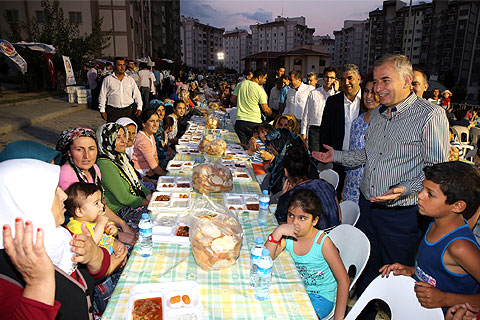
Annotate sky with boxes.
[180,0,430,37]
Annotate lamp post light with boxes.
[217,51,224,73]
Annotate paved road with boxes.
[0,105,105,151]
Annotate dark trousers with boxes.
[106,104,136,123]
[235,120,260,146]
[308,125,321,151]
[140,86,150,110]
[333,163,346,200]
[355,194,421,295]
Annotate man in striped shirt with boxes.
[313,54,449,294]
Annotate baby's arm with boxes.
[93,215,109,244]
[322,236,350,320]
[414,239,480,309]
[264,224,298,260]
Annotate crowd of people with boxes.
[0,53,479,320]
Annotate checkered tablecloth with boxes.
[101,127,317,320]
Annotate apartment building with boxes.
[222,28,252,73]
[313,35,335,59]
[250,16,314,54]
[333,20,369,74]
[151,0,181,61]
[0,0,181,60]
[180,16,224,71]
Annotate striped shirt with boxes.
[332,93,449,207]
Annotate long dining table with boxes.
[102,125,317,319]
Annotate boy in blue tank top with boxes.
[380,161,480,313]
[264,189,349,319]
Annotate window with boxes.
[36,10,45,23]
[69,11,82,24]
[5,9,19,23]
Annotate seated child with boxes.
[264,189,349,319]
[65,182,128,275]
[248,124,274,183]
[449,127,464,161]
[380,161,480,313]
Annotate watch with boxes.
[268,233,280,244]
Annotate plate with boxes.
[223,193,260,213]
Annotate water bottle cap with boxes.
[262,190,268,195]
[195,158,200,162]
[141,213,149,219]
[262,248,270,256]
[255,237,263,244]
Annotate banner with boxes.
[14,41,56,54]
[0,39,27,74]
[62,55,76,86]
[44,53,56,88]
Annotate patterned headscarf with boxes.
[56,127,100,187]
[96,123,146,198]
[275,114,299,134]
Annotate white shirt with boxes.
[149,71,156,94]
[283,83,315,121]
[269,86,281,111]
[318,86,337,100]
[342,89,362,151]
[300,88,328,135]
[98,73,143,112]
[138,69,151,87]
[87,68,97,90]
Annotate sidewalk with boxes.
[0,95,88,135]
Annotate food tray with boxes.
[148,191,191,212]
[221,159,248,169]
[223,193,260,213]
[151,212,190,244]
[226,144,244,152]
[167,160,195,172]
[231,168,252,181]
[156,176,193,191]
[210,129,228,134]
[176,145,201,155]
[127,280,204,320]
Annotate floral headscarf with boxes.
[275,114,299,134]
[56,127,100,187]
[96,123,145,198]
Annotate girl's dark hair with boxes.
[64,182,101,216]
[284,147,310,183]
[140,109,159,127]
[287,189,324,220]
[259,123,273,133]
[164,116,175,130]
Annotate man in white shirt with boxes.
[283,70,315,126]
[301,67,339,147]
[99,57,143,122]
[269,78,282,115]
[318,64,362,197]
[87,64,99,108]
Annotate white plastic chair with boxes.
[470,126,480,146]
[340,200,360,227]
[451,125,474,159]
[321,225,370,320]
[344,274,444,320]
[319,169,339,190]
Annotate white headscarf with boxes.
[115,117,138,160]
[0,159,76,274]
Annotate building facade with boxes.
[0,0,181,60]
[180,16,224,71]
[222,28,251,73]
[333,20,369,74]
[250,16,314,54]
[151,0,181,61]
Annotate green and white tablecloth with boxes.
[101,125,317,320]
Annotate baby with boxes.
[65,182,127,274]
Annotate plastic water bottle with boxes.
[138,212,153,257]
[254,248,273,301]
[222,113,228,129]
[258,190,270,225]
[250,237,264,287]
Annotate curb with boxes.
[0,95,67,107]
[0,104,88,136]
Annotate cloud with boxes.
[180,0,273,30]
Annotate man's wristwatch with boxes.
[268,233,280,244]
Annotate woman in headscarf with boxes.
[261,128,317,201]
[274,114,299,134]
[115,117,138,161]
[56,127,137,245]
[96,123,152,227]
[0,159,110,320]
[0,140,62,164]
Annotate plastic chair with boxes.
[319,169,339,190]
[451,126,474,159]
[321,225,370,320]
[344,274,444,320]
[340,200,360,226]
[470,126,480,146]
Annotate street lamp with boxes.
[217,51,224,72]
